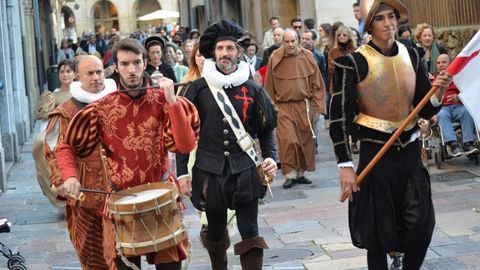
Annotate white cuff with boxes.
[177,174,190,180]
[337,161,355,168]
[430,94,443,107]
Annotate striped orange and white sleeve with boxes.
[44,112,71,187]
[56,105,101,181]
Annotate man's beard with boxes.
[120,75,142,89]
[302,42,312,50]
[216,56,238,73]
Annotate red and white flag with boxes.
[446,30,480,130]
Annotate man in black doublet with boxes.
[176,20,277,270]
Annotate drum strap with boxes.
[115,233,141,270]
[205,80,261,167]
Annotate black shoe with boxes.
[283,178,295,189]
[448,141,462,157]
[464,141,479,156]
[0,218,11,233]
[295,176,312,184]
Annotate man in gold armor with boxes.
[329,0,452,269]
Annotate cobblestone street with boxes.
[1,119,480,269]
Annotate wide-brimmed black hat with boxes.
[144,35,166,50]
[199,20,250,59]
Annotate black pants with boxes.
[114,257,181,270]
[192,165,263,242]
[206,199,259,242]
[350,141,435,252]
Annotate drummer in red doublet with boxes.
[55,38,200,270]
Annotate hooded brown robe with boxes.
[264,46,326,175]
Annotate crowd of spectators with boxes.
[53,2,478,162]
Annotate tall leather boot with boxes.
[200,226,230,270]
[234,236,268,270]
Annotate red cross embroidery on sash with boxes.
[234,86,253,122]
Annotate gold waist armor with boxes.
[355,42,416,133]
[356,113,417,134]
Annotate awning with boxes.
[138,10,180,21]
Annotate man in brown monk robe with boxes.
[264,28,326,189]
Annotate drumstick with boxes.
[70,188,136,202]
[79,188,137,197]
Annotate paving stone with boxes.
[304,255,367,270]
[264,261,307,269]
[430,170,478,183]
[446,178,478,186]
[2,121,480,269]
[284,241,320,249]
[326,248,367,260]
[432,182,474,193]
[302,186,346,205]
[422,257,467,270]
[263,248,315,264]
[430,230,470,247]
[322,243,357,251]
[430,241,480,257]
[280,227,338,244]
[314,236,352,246]
[436,210,480,236]
[273,220,323,234]
[457,253,480,269]
[262,190,307,203]
[468,232,480,241]
[424,248,441,261]
[319,216,350,237]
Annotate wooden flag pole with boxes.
[340,86,439,203]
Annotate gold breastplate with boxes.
[355,42,417,133]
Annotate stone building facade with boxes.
[57,0,179,39]
[0,0,52,191]
[178,0,357,52]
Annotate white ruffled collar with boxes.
[245,55,257,64]
[70,78,117,104]
[203,58,250,89]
